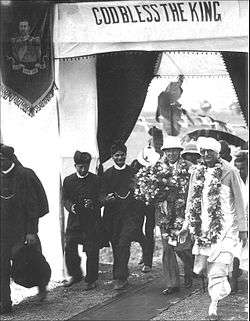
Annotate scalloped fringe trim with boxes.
[0,84,56,117]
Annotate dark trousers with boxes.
[0,242,12,307]
[138,205,155,267]
[161,233,193,288]
[0,236,42,308]
[65,236,99,284]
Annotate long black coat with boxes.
[101,165,143,241]
[62,172,108,248]
[0,165,49,246]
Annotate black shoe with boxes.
[64,276,82,287]
[0,303,12,315]
[162,287,180,295]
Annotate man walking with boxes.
[0,144,49,314]
[180,137,248,320]
[157,136,193,295]
[63,151,104,290]
[101,143,144,290]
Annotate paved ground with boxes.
[1,240,248,321]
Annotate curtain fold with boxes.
[221,52,248,125]
[96,51,160,162]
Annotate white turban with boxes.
[197,137,221,153]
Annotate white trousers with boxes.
[194,254,232,301]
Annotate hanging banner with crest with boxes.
[0,1,55,117]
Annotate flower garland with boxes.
[188,160,223,247]
[134,158,190,240]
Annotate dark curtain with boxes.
[96,51,160,163]
[221,52,248,125]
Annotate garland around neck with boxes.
[188,159,223,247]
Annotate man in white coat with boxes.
[179,137,248,320]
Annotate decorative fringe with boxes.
[58,50,221,62]
[0,83,56,117]
[220,54,248,126]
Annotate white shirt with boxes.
[114,163,126,170]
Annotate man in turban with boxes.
[180,137,248,320]
[0,144,49,315]
[63,151,106,290]
[101,143,144,290]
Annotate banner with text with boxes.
[55,1,246,46]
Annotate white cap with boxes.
[136,146,160,167]
[161,136,183,151]
[197,137,221,153]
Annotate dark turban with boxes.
[73,151,91,164]
[0,144,15,160]
[110,143,127,156]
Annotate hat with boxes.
[136,146,160,167]
[197,137,221,153]
[0,144,15,159]
[110,142,127,155]
[73,151,91,164]
[161,136,183,151]
[181,141,201,157]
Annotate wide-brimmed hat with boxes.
[181,141,201,157]
[161,136,183,151]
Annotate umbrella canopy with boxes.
[185,129,246,147]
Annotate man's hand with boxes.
[25,233,37,245]
[239,231,248,247]
[177,229,188,244]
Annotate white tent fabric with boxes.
[157,52,228,77]
[57,56,99,178]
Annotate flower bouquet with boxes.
[134,159,190,241]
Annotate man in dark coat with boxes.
[101,143,145,290]
[63,151,104,290]
[0,144,49,315]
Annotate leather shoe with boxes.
[162,287,180,295]
[84,282,97,291]
[64,276,82,287]
[0,303,12,315]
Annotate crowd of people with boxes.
[0,137,248,320]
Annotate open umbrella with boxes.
[184,129,246,147]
